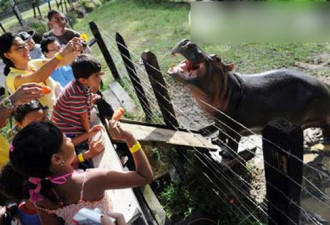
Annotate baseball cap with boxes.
[18,31,35,42]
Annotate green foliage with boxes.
[81,0,103,13]
[0,0,12,12]
[28,20,48,37]
[157,153,267,224]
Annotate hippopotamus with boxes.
[168,39,330,158]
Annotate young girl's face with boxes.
[59,135,75,165]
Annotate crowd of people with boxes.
[0,9,153,225]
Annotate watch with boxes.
[2,98,15,110]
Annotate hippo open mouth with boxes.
[168,59,201,80]
[168,39,206,82]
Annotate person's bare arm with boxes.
[71,124,103,145]
[37,208,61,225]
[80,111,90,132]
[0,83,44,128]
[13,38,83,89]
[71,135,105,166]
[91,120,153,190]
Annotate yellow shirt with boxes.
[5,59,58,112]
[0,134,9,168]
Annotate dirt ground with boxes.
[166,52,330,224]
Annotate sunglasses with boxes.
[11,43,28,52]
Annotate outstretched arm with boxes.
[92,120,153,191]
[13,38,83,89]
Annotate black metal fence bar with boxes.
[89,21,120,80]
[141,51,179,128]
[115,32,152,121]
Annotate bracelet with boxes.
[55,52,63,61]
[78,153,85,163]
[129,142,141,154]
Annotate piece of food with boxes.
[41,86,51,94]
[112,107,125,120]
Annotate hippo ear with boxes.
[209,54,221,63]
[226,63,234,71]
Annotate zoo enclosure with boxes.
[87,21,319,225]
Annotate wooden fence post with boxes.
[36,1,42,18]
[115,32,152,121]
[48,0,52,11]
[141,52,186,183]
[32,1,42,19]
[262,118,303,225]
[89,21,120,80]
[33,2,37,18]
[64,0,68,13]
[67,0,74,11]
[0,22,6,33]
[142,51,179,128]
[12,4,24,26]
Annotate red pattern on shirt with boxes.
[52,80,92,135]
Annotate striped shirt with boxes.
[52,80,92,136]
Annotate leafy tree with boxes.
[0,0,13,12]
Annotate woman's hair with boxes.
[71,54,101,79]
[14,100,44,123]
[0,122,64,202]
[0,33,19,76]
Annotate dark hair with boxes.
[40,36,58,55]
[0,122,63,202]
[0,33,19,76]
[71,54,101,79]
[14,100,44,123]
[47,10,62,21]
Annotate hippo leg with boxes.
[217,127,241,159]
[322,123,330,142]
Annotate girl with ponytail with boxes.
[0,121,153,225]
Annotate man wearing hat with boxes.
[18,31,43,59]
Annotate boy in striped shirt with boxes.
[52,54,104,167]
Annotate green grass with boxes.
[1,1,58,32]
[72,0,329,88]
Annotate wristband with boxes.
[129,142,141,154]
[78,153,85,163]
[55,52,63,61]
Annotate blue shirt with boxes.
[50,65,74,88]
[18,209,41,225]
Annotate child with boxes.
[43,10,80,46]
[43,10,91,53]
[40,37,74,88]
[14,100,104,168]
[14,100,49,129]
[6,100,49,143]
[52,54,104,167]
[18,31,43,59]
[0,121,153,225]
